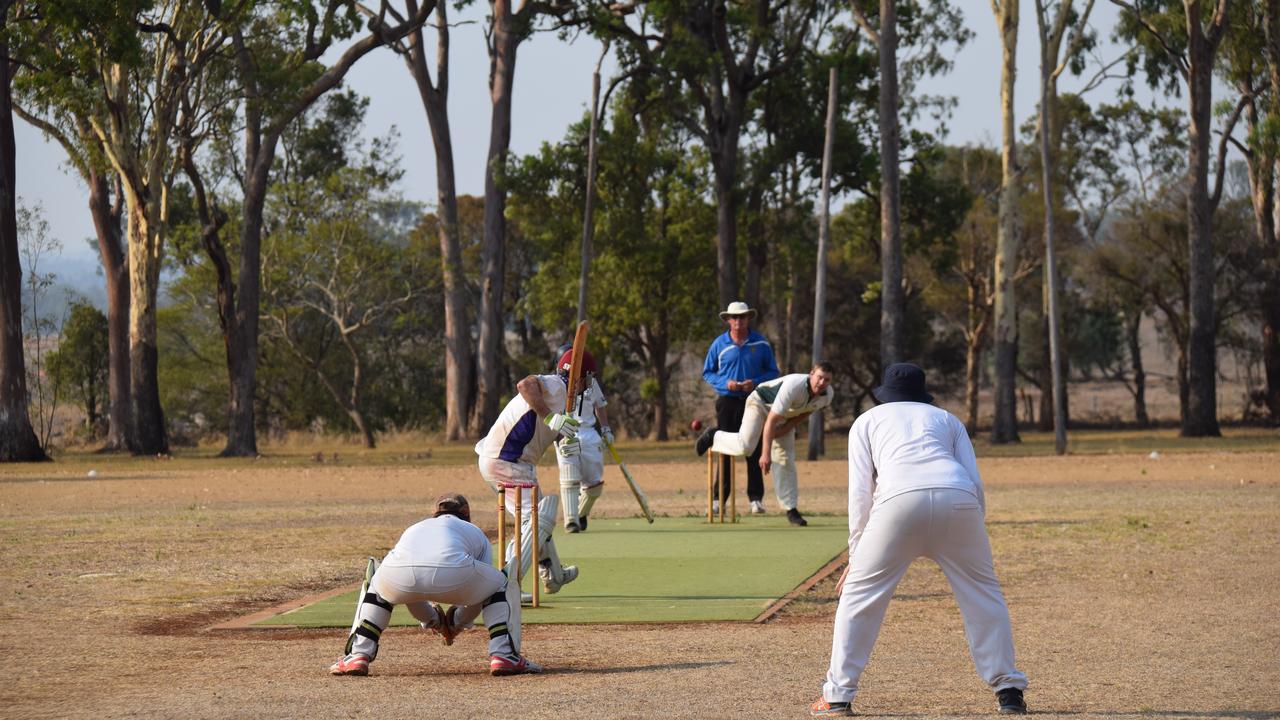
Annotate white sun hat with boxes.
[719,301,757,320]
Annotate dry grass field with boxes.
[1,432,1277,719]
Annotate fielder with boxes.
[696,362,834,526]
[474,358,584,594]
[552,348,612,532]
[328,493,542,677]
[810,363,1027,717]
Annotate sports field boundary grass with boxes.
[211,516,850,630]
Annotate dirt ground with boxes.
[1,447,1278,719]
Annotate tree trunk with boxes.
[0,23,47,461]
[1263,280,1280,420]
[809,66,836,459]
[712,140,741,310]
[123,195,168,455]
[473,0,519,435]
[87,169,131,451]
[1181,25,1221,437]
[879,0,904,367]
[743,184,765,312]
[649,332,669,441]
[404,11,471,441]
[991,0,1021,444]
[1124,309,1150,426]
[965,277,990,436]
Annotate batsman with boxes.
[474,340,587,595]
[554,348,612,533]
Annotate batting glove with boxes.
[557,438,582,457]
[600,425,615,445]
[544,413,580,439]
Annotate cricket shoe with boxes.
[787,508,809,527]
[540,563,579,594]
[565,520,581,533]
[750,500,766,515]
[712,499,720,515]
[328,653,371,676]
[520,591,534,605]
[577,515,588,532]
[997,687,1027,714]
[489,654,545,676]
[809,698,854,717]
[695,428,716,456]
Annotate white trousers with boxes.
[823,488,1027,703]
[711,398,800,510]
[555,428,605,489]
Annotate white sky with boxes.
[15,3,1158,294]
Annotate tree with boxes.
[17,200,61,450]
[0,0,46,461]
[1034,0,1096,453]
[379,0,471,440]
[48,302,109,434]
[1218,0,1280,422]
[598,0,825,313]
[261,141,424,449]
[1114,0,1234,436]
[991,0,1022,443]
[181,0,435,456]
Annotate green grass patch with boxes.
[256,515,847,626]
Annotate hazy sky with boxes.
[14,3,1155,297]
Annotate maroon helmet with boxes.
[557,348,598,375]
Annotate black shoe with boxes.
[578,515,588,532]
[565,521,580,533]
[997,687,1026,714]
[694,427,716,457]
[787,508,808,527]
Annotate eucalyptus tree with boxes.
[1217,0,1280,421]
[508,100,719,439]
[177,0,434,456]
[593,0,827,313]
[1033,0,1095,453]
[0,0,47,460]
[990,0,1022,443]
[1113,0,1234,437]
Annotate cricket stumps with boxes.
[497,483,540,607]
[706,451,737,523]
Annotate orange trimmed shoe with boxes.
[328,653,370,676]
[489,654,544,676]
[810,697,854,717]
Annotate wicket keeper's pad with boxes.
[343,557,378,655]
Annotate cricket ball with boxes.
[690,419,703,432]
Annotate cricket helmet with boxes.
[557,348,598,376]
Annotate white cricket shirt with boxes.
[569,377,608,428]
[751,373,833,417]
[380,514,493,568]
[846,402,986,547]
[474,374,567,465]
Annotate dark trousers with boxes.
[714,394,764,502]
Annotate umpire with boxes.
[699,301,780,514]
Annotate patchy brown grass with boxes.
[1,439,1278,719]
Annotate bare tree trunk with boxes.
[965,277,991,435]
[402,4,471,441]
[473,0,520,434]
[1181,16,1221,437]
[1124,309,1150,426]
[0,19,47,461]
[879,0,904,367]
[123,194,168,455]
[578,47,605,325]
[809,67,836,459]
[713,141,742,310]
[1262,0,1280,421]
[744,184,765,312]
[991,0,1021,444]
[649,332,670,441]
[87,169,131,451]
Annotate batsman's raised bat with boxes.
[605,439,655,524]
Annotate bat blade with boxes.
[566,321,589,413]
[605,440,654,523]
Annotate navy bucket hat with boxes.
[872,363,934,404]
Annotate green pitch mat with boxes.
[256,515,847,626]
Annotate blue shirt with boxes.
[702,330,780,397]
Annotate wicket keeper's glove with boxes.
[544,413,580,439]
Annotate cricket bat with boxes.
[566,320,589,413]
[605,439,655,524]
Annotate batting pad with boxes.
[255,515,846,626]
